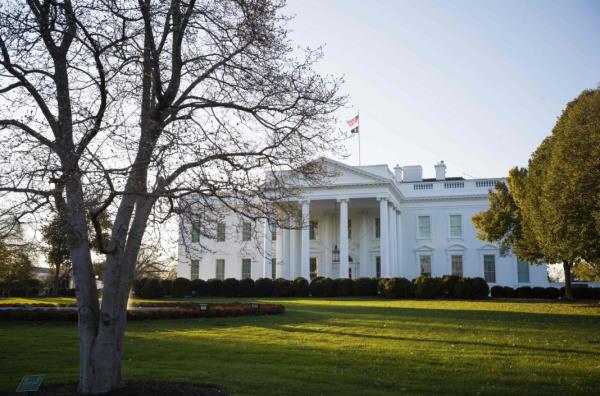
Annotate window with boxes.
[449,215,462,238]
[216,222,226,242]
[241,258,251,279]
[216,259,225,280]
[242,221,252,242]
[418,216,431,239]
[451,255,463,277]
[420,255,432,276]
[484,254,496,283]
[271,224,277,241]
[310,257,318,280]
[375,218,380,239]
[191,222,200,243]
[375,256,381,278]
[309,221,318,240]
[190,259,199,280]
[517,260,530,283]
[348,219,352,239]
[271,258,277,279]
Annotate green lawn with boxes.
[1,298,600,395]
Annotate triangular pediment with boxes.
[321,158,390,186]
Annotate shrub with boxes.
[377,278,387,296]
[132,278,149,297]
[532,287,546,299]
[503,286,516,298]
[335,278,354,297]
[414,276,443,299]
[382,277,413,299]
[190,279,207,297]
[172,278,191,298]
[238,278,256,297]
[254,278,274,297]
[272,278,292,297]
[516,286,533,298]
[442,275,461,298]
[590,287,600,300]
[353,278,377,296]
[292,277,309,297]
[490,285,505,298]
[161,279,174,296]
[207,278,223,296]
[543,287,560,300]
[573,286,591,300]
[141,278,165,299]
[454,278,489,300]
[309,277,334,297]
[222,278,240,297]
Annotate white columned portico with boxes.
[339,198,349,278]
[300,200,310,280]
[389,204,397,276]
[396,210,402,276]
[378,197,389,277]
[263,217,273,278]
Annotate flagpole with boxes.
[358,110,361,166]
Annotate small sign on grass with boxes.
[16,374,44,393]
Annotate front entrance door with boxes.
[310,257,318,280]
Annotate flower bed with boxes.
[0,303,284,321]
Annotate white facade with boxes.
[177,158,549,288]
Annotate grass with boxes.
[1,297,599,395]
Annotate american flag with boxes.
[346,114,359,134]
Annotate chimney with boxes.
[402,165,423,182]
[435,161,446,181]
[393,164,402,183]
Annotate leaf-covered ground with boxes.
[1,297,599,395]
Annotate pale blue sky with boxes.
[286,0,600,179]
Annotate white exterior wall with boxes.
[177,158,550,287]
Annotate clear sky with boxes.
[286,0,600,179]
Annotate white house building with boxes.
[177,158,549,287]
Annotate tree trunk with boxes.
[52,262,61,296]
[563,260,573,300]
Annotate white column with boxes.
[282,227,290,279]
[396,210,402,277]
[300,200,310,280]
[263,218,272,278]
[339,198,349,278]
[290,226,298,279]
[379,197,389,277]
[389,204,397,276]
[359,212,369,277]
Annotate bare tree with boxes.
[0,0,345,393]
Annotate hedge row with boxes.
[133,275,490,299]
[491,285,600,300]
[0,303,285,321]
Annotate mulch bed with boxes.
[0,302,284,321]
[3,381,228,395]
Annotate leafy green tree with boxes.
[474,88,600,299]
[572,261,600,282]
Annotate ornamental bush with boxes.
[414,276,442,299]
[573,286,591,299]
[503,286,516,298]
[222,278,240,297]
[238,278,256,297]
[543,287,560,300]
[132,278,149,297]
[377,278,387,296]
[590,287,600,300]
[532,286,545,299]
[490,285,505,298]
[441,275,460,298]
[190,279,208,297]
[207,278,223,296]
[160,279,173,296]
[454,277,489,299]
[382,277,413,299]
[272,278,293,297]
[516,286,533,298]
[254,278,274,297]
[292,277,309,297]
[141,278,165,299]
[172,277,191,298]
[309,277,334,297]
[353,277,377,296]
[335,278,354,297]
